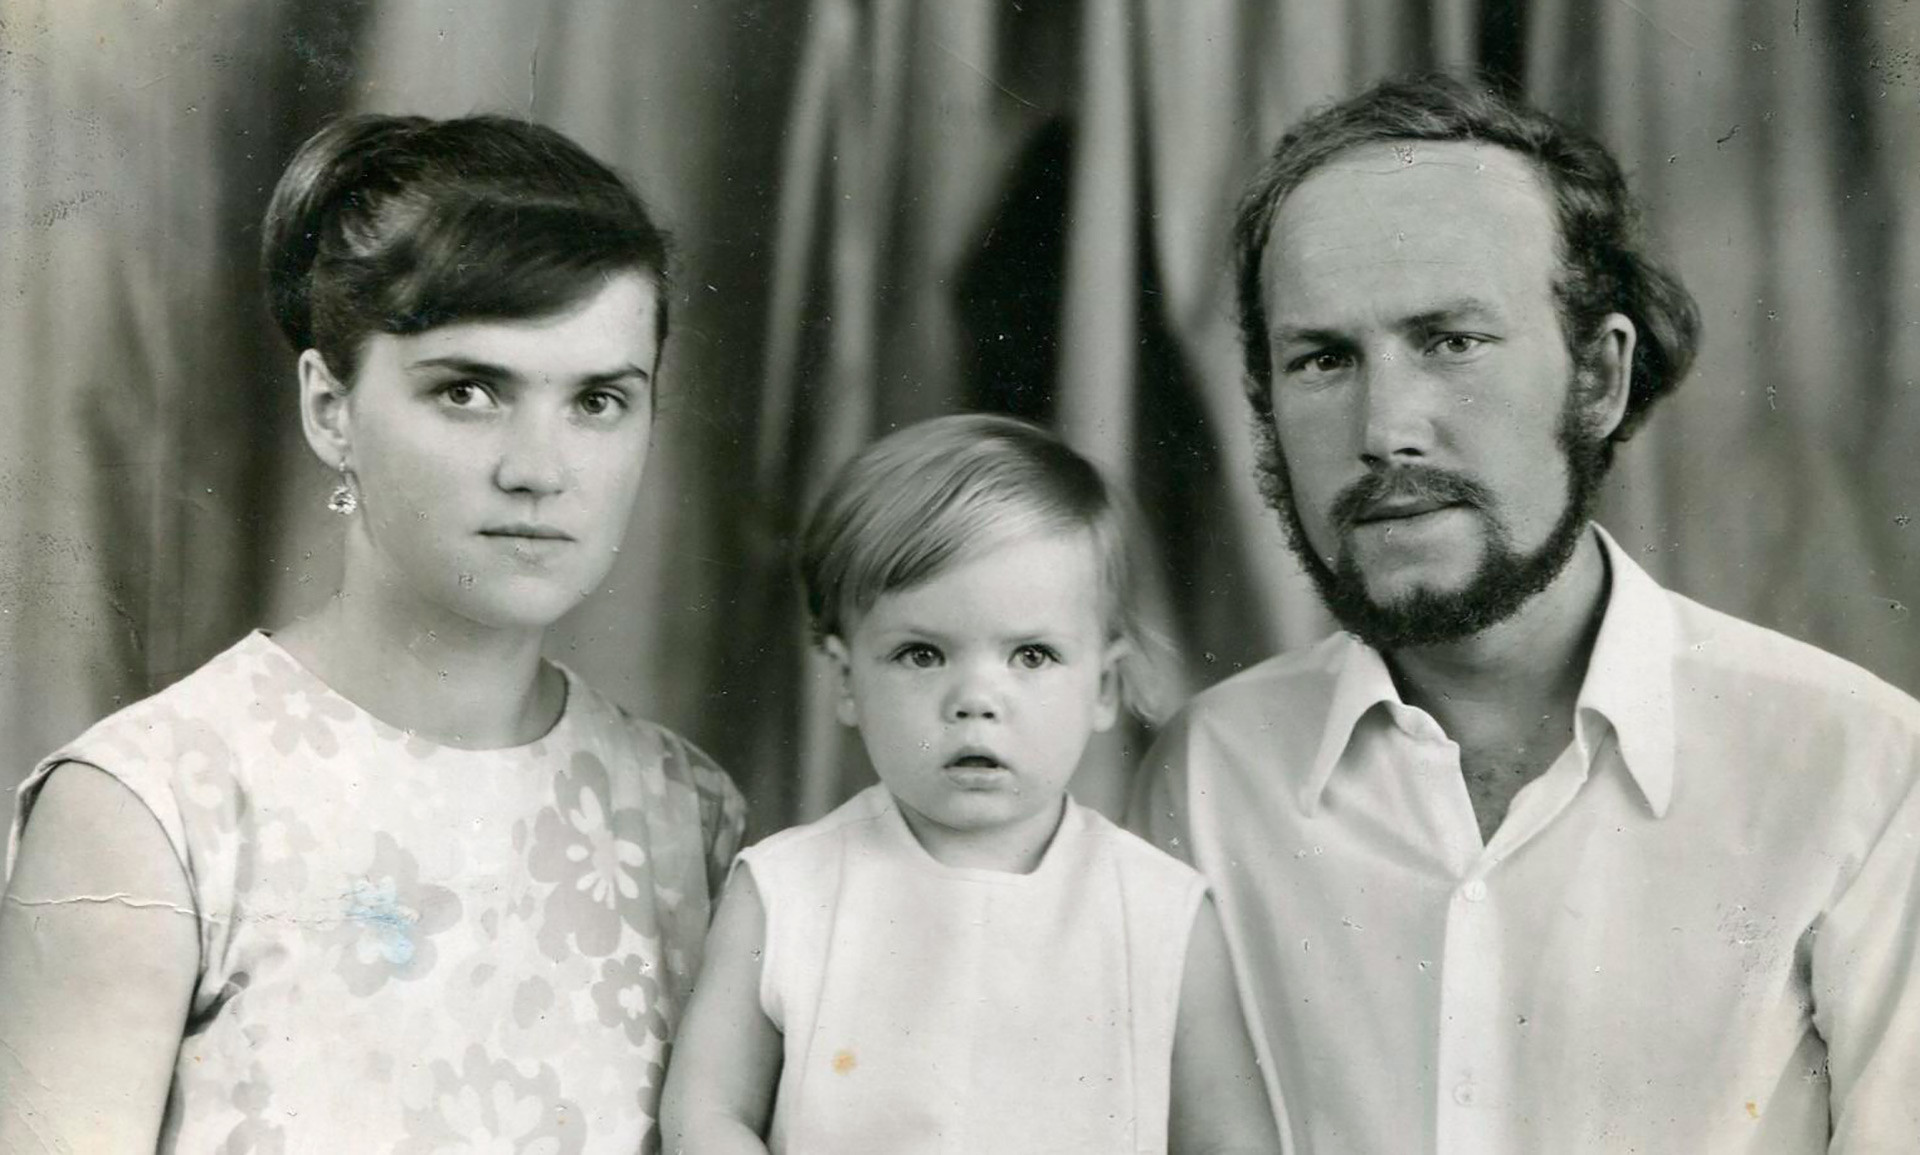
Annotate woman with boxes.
[0,114,744,1152]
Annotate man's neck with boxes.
[1384,528,1613,843]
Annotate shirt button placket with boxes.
[1435,872,1498,1155]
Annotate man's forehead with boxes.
[1280,141,1554,243]
[1262,139,1562,322]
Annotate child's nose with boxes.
[945,678,1001,721]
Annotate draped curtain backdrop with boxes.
[5,1,1918,837]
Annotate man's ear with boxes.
[1581,312,1637,440]
[822,635,858,728]
[1092,638,1128,734]
[297,348,353,472]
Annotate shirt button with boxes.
[1461,879,1488,903]
[1453,1082,1476,1106]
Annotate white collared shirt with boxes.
[1132,527,1920,1154]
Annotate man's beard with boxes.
[1255,392,1611,652]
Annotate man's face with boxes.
[1256,141,1616,649]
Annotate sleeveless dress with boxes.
[741,784,1206,1155]
[6,631,746,1153]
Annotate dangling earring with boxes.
[327,462,359,516]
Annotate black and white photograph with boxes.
[2,1,1917,1151]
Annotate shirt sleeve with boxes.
[1125,710,1196,866]
[1813,752,1920,1152]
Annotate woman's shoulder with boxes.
[557,671,738,800]
[42,631,282,769]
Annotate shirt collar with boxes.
[1300,637,1400,813]
[1300,524,1678,818]
[1577,525,1677,817]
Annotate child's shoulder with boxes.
[738,783,893,865]
[1070,798,1205,890]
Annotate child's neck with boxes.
[896,793,1069,874]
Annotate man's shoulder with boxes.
[1665,588,1920,730]
[1183,633,1350,717]
[1154,633,1354,774]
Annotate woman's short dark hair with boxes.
[1232,73,1700,453]
[262,114,672,382]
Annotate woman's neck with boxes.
[272,583,563,750]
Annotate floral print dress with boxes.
[7,631,745,1153]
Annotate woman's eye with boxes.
[894,644,942,669]
[578,389,626,418]
[438,380,492,408]
[1012,645,1058,670]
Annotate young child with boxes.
[663,414,1278,1153]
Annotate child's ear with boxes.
[1093,638,1128,733]
[822,635,859,728]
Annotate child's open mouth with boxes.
[946,752,1005,770]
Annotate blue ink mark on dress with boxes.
[345,878,417,966]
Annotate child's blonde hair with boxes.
[799,413,1169,721]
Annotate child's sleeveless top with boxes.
[7,631,746,1153]
[740,783,1206,1155]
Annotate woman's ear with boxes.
[822,635,859,728]
[1093,638,1128,733]
[297,349,353,471]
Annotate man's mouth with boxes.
[1354,498,1454,525]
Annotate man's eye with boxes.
[1287,350,1352,377]
[894,644,942,669]
[1429,333,1486,357]
[1012,645,1059,670]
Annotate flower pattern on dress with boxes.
[527,751,659,960]
[331,832,463,995]
[590,951,672,1050]
[218,1061,288,1154]
[398,1045,585,1155]
[13,633,744,1152]
[248,650,357,759]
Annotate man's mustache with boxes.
[1329,465,1497,532]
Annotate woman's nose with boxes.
[494,411,570,496]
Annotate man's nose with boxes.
[1357,351,1438,467]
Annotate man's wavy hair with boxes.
[1232,73,1701,466]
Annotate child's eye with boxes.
[892,644,943,669]
[1012,644,1060,670]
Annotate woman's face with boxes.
[332,271,662,633]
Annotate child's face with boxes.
[826,529,1121,868]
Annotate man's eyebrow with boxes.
[1271,299,1506,346]
[1402,298,1503,329]
[1268,324,1353,348]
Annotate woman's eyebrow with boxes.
[402,356,651,386]
[403,354,517,379]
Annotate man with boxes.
[1130,74,1920,1153]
